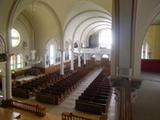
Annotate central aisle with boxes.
[45,68,102,120]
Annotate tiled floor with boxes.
[132,72,160,120]
[107,88,117,120]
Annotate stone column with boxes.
[6,53,12,99]
[60,50,64,75]
[31,50,36,60]
[83,53,86,64]
[1,66,6,100]
[70,46,74,71]
[78,53,81,67]
[111,0,137,79]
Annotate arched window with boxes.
[141,42,149,59]
[17,54,23,68]
[56,51,60,63]
[69,45,71,60]
[49,45,54,65]
[102,54,109,58]
[11,28,21,47]
[92,54,96,58]
[74,42,78,48]
[99,29,112,49]
[11,54,23,70]
[46,39,57,65]
[65,42,69,60]
[10,55,16,70]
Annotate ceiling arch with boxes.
[80,22,111,43]
[18,1,62,35]
[71,16,111,42]
[73,21,110,44]
[64,11,111,38]
[8,0,112,52]
[38,1,63,34]
[64,0,111,30]
[64,11,111,45]
[81,24,111,46]
[64,10,111,31]
[63,1,112,50]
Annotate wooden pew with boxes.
[75,70,112,115]
[12,99,46,117]
[36,65,96,104]
[75,100,107,115]
[12,88,29,98]
[62,112,94,120]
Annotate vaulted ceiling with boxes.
[12,0,112,50]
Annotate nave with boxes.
[19,68,102,120]
[0,66,113,120]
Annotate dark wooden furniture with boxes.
[12,69,28,79]
[75,70,112,115]
[62,112,94,120]
[36,65,96,105]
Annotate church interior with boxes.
[0,0,160,120]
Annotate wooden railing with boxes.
[119,80,132,120]
[11,100,46,117]
[62,112,95,120]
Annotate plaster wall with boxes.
[134,0,160,78]
[144,25,160,59]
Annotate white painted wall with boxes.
[134,0,160,78]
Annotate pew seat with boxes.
[75,100,106,115]
[12,88,29,98]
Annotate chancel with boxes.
[0,0,160,120]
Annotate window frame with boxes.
[11,28,21,48]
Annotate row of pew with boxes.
[12,60,95,98]
[36,65,96,105]
[12,69,72,98]
[12,67,45,79]
[75,70,112,115]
